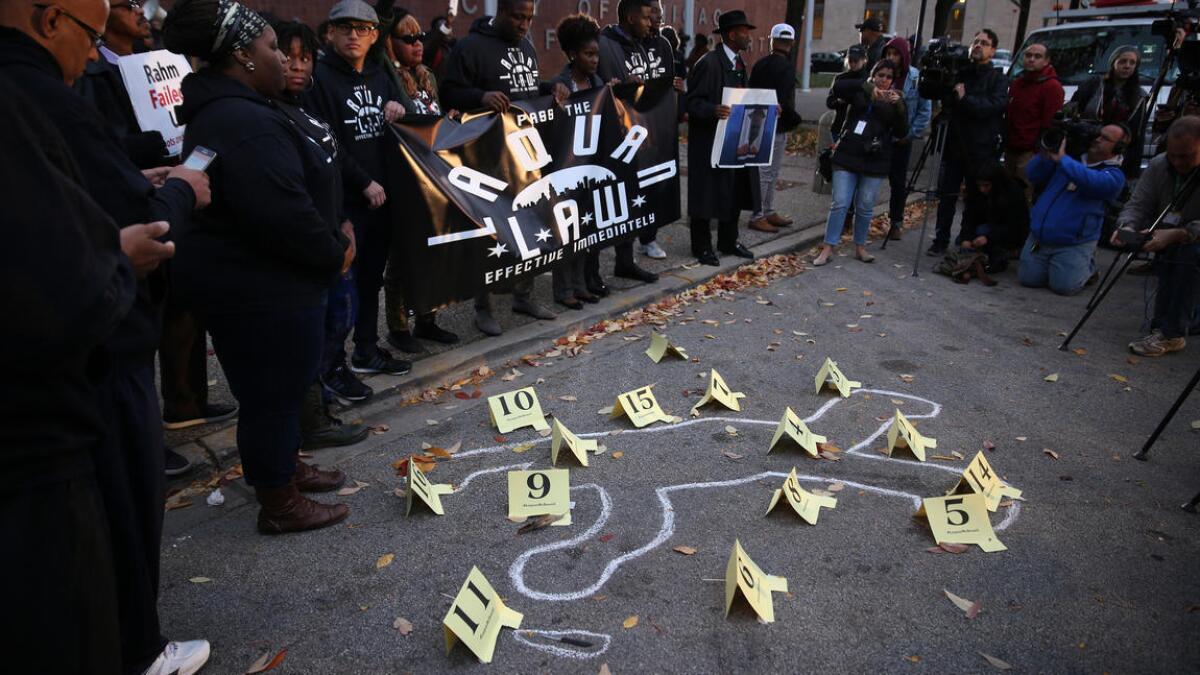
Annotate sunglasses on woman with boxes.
[394,32,427,45]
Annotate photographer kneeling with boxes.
[1018,124,1128,295]
[1111,116,1200,357]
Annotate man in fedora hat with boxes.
[685,9,759,266]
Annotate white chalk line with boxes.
[510,629,612,660]
[454,462,532,492]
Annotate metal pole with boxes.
[1133,363,1200,461]
[916,0,928,46]
[801,0,814,91]
[889,0,899,34]
[684,0,694,46]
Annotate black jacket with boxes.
[76,54,168,169]
[643,33,675,80]
[685,46,758,220]
[959,178,1029,252]
[946,61,1008,162]
[597,25,650,82]
[749,51,802,133]
[830,78,908,177]
[304,51,404,204]
[827,67,866,137]
[0,28,193,361]
[175,71,348,313]
[0,72,135,489]
[440,16,543,111]
[1070,75,1148,177]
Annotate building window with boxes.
[813,1,824,40]
[863,1,890,33]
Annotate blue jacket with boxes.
[901,65,930,141]
[1027,153,1125,246]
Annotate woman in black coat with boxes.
[814,60,908,266]
[1069,45,1147,177]
[164,0,353,534]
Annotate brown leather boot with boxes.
[748,218,779,233]
[293,458,346,493]
[255,483,349,534]
[765,213,793,227]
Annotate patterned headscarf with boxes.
[211,0,268,59]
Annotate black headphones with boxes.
[1112,122,1132,155]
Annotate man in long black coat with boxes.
[685,10,759,266]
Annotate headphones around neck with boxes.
[1112,122,1131,155]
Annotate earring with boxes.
[245,61,256,72]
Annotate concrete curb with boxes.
[177,222,826,470]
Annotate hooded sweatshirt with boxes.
[597,24,650,83]
[643,31,675,80]
[882,36,930,141]
[304,50,404,204]
[175,71,347,312]
[1006,64,1064,153]
[440,16,543,111]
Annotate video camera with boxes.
[1152,2,1200,81]
[917,37,971,103]
[1038,110,1101,159]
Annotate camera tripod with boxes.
[888,115,950,277]
[880,113,945,252]
[1059,167,1200,350]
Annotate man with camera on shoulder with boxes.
[928,29,1009,256]
[1111,116,1200,357]
[1018,124,1128,296]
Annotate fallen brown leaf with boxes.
[1043,449,1060,460]
[393,617,413,636]
[622,615,639,629]
[944,589,981,619]
[376,554,394,569]
[979,652,1013,670]
[189,576,211,583]
[245,648,287,674]
[673,545,697,555]
[819,451,842,461]
[336,480,370,496]
[517,513,563,534]
[723,451,744,460]
[611,451,624,459]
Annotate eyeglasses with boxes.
[333,22,377,37]
[394,32,428,45]
[111,1,143,11]
[34,3,104,48]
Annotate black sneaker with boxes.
[350,346,412,376]
[320,364,374,402]
[387,330,427,354]
[164,448,194,476]
[163,403,239,430]
[414,321,459,344]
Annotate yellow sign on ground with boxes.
[507,469,571,526]
[724,539,789,623]
[550,419,595,467]
[814,357,861,398]
[767,407,825,457]
[886,410,935,461]
[443,566,524,663]
[917,493,1006,552]
[765,468,837,524]
[406,458,453,516]
[645,332,689,363]
[691,368,746,415]
[487,387,550,434]
[611,385,673,428]
[948,451,1023,512]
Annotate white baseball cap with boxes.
[770,23,795,40]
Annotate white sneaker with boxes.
[143,640,211,675]
[639,241,667,259]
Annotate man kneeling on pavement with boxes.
[1018,124,1129,295]
[1111,116,1200,357]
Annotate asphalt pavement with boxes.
[159,215,1200,672]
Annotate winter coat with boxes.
[685,46,759,221]
[1006,65,1064,153]
[597,25,650,82]
[958,179,1029,251]
[1070,75,1148,176]
[75,48,168,169]
[175,71,348,313]
[1026,153,1125,246]
[643,32,675,80]
[423,35,455,83]
[0,27,193,361]
[827,67,866,138]
[880,36,930,140]
[945,61,1008,162]
[749,51,802,133]
[830,78,908,177]
[440,16,544,111]
[304,51,404,207]
[1117,154,1200,244]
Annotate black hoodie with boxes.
[440,16,542,111]
[304,50,404,205]
[597,24,649,83]
[175,71,347,313]
[643,32,675,80]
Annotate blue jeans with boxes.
[825,170,884,246]
[1018,235,1096,296]
[322,269,357,376]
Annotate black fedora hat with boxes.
[713,10,755,34]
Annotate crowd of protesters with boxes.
[3,0,1199,672]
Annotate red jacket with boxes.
[1005,65,1064,152]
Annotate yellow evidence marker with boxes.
[765,468,837,524]
[725,539,789,623]
[947,451,1022,512]
[507,468,571,526]
[611,385,674,428]
[767,407,825,457]
[443,566,524,663]
[916,493,1007,552]
[885,409,935,462]
[814,357,862,398]
[550,419,595,467]
[690,368,746,415]
[645,332,689,363]
[406,457,453,516]
[488,387,550,434]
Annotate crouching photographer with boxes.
[1110,116,1200,357]
[1018,124,1129,295]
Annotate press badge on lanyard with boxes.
[853,120,867,135]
